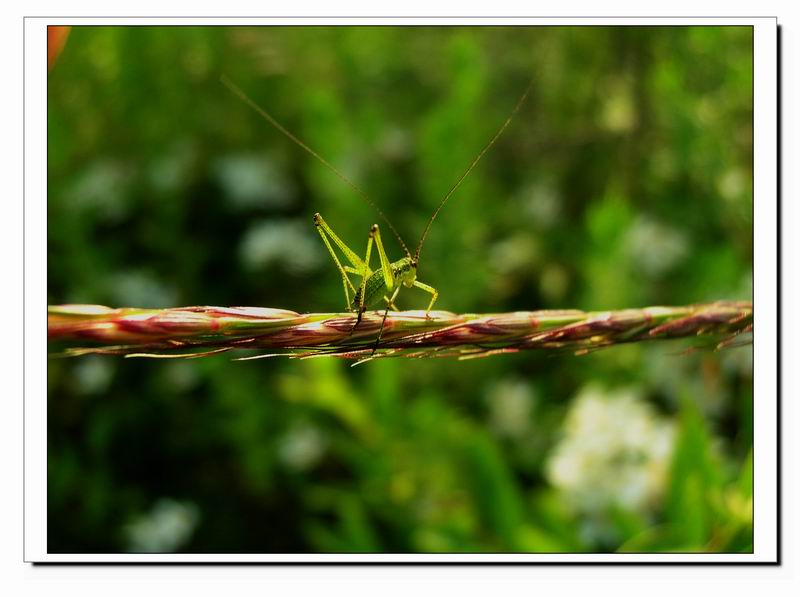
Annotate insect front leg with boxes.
[314,213,363,311]
[315,230,355,310]
[413,280,439,317]
[383,295,399,310]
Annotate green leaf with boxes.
[463,432,525,549]
[665,393,723,547]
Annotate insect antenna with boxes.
[221,75,411,256]
[414,78,535,263]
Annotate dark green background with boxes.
[47,26,753,553]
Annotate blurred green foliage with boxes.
[47,26,753,554]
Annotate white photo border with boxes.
[24,16,778,564]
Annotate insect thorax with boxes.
[352,257,417,310]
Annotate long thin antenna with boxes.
[221,75,411,256]
[414,79,534,263]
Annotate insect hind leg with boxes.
[349,225,378,334]
[314,215,360,310]
[370,285,401,356]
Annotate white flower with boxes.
[278,423,326,471]
[545,385,675,514]
[73,356,114,396]
[238,219,323,274]
[214,152,296,209]
[124,498,199,553]
[625,216,689,277]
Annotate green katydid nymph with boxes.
[221,74,532,351]
[312,213,436,318]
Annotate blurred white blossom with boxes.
[717,168,747,204]
[625,216,689,277]
[545,385,675,514]
[488,233,540,275]
[278,424,326,471]
[108,270,178,308]
[73,356,115,396]
[65,159,133,222]
[124,498,199,553]
[214,152,296,209]
[238,219,323,274]
[376,125,413,162]
[520,181,561,228]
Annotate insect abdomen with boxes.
[353,270,389,310]
[351,258,414,310]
